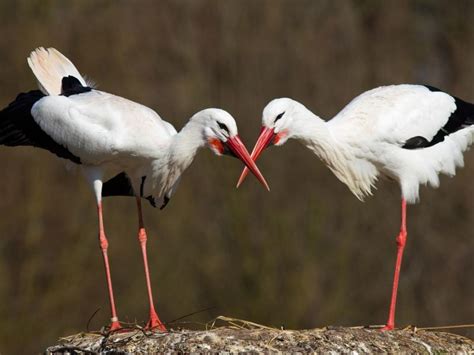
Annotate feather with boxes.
[0,90,81,163]
[27,47,92,95]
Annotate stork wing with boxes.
[31,90,175,165]
[329,85,460,147]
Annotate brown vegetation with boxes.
[0,1,473,353]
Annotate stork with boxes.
[0,47,269,331]
[237,85,474,330]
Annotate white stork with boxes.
[0,47,269,331]
[237,85,474,330]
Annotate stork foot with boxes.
[145,311,166,331]
[108,319,122,331]
[380,324,394,331]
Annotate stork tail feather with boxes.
[27,47,93,96]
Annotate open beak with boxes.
[236,126,275,188]
[225,135,270,191]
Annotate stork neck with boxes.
[147,119,206,198]
[169,119,206,170]
[292,107,334,152]
[291,107,369,198]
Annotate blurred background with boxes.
[1,0,473,353]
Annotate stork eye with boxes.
[275,112,285,122]
[217,122,229,133]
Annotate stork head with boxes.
[260,98,298,146]
[199,108,270,191]
[236,98,307,188]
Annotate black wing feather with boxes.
[102,172,158,208]
[0,75,94,163]
[102,172,135,197]
[61,76,92,96]
[403,86,474,149]
[0,90,82,163]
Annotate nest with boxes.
[46,316,474,354]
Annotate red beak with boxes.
[226,135,270,191]
[236,126,275,188]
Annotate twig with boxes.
[417,324,474,331]
[215,316,278,330]
[166,306,216,325]
[86,308,101,332]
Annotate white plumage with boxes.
[1,47,268,331]
[242,85,474,203]
[24,48,268,204]
[31,90,178,201]
[237,84,474,330]
[326,85,472,202]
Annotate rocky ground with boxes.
[46,317,474,354]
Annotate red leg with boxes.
[97,202,122,331]
[382,198,407,331]
[136,197,166,331]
